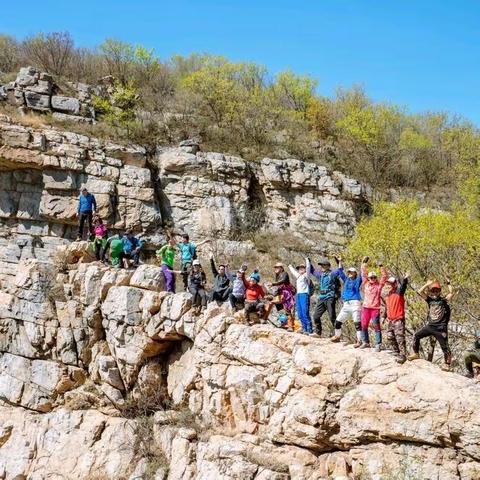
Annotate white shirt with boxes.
[288,258,311,294]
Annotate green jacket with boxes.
[156,244,176,268]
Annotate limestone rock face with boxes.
[156,147,369,250]
[0,253,480,479]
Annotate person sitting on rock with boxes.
[229,265,247,312]
[265,263,295,331]
[464,335,480,379]
[288,258,314,335]
[209,254,231,303]
[310,257,342,338]
[92,215,108,261]
[383,272,409,364]
[121,230,144,268]
[188,259,207,315]
[359,258,388,351]
[177,234,210,292]
[156,238,179,293]
[76,187,97,241]
[331,258,363,344]
[243,271,266,322]
[408,279,454,369]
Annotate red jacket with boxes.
[243,278,265,301]
[385,277,408,321]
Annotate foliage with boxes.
[346,200,480,367]
[2,30,480,195]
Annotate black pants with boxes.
[413,324,451,363]
[182,263,192,291]
[120,250,141,267]
[211,290,230,303]
[78,212,93,238]
[189,285,207,308]
[229,293,245,310]
[313,298,336,334]
[245,301,265,316]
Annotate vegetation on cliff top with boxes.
[1,31,480,198]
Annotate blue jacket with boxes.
[122,236,144,254]
[78,193,97,214]
[338,268,362,301]
[310,266,341,300]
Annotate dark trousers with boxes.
[78,212,93,238]
[229,293,245,310]
[245,300,265,317]
[413,324,451,363]
[313,298,336,334]
[189,286,207,308]
[182,262,192,291]
[120,250,140,267]
[211,290,230,303]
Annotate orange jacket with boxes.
[243,277,265,301]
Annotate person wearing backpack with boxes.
[310,257,341,338]
[177,234,210,291]
[289,258,314,334]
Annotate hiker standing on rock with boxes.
[188,259,208,314]
[331,257,363,344]
[310,257,341,338]
[177,234,210,291]
[76,187,97,241]
[92,215,108,261]
[289,258,313,334]
[408,279,454,369]
[359,257,387,351]
[156,238,179,293]
[383,272,409,364]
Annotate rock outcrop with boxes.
[0,249,479,479]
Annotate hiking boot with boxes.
[287,327,293,332]
[396,355,406,364]
[359,343,370,349]
[330,335,341,343]
[75,236,82,241]
[407,353,420,361]
[353,341,362,348]
[441,364,451,372]
[310,333,321,338]
[374,344,382,352]
[465,372,474,379]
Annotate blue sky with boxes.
[2,1,479,124]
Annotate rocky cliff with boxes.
[2,113,478,480]
[0,250,479,480]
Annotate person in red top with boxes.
[243,271,266,321]
[383,272,409,364]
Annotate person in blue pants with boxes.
[289,258,313,334]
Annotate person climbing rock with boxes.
[289,258,313,334]
[408,279,454,369]
[188,259,207,314]
[177,234,210,291]
[76,187,97,241]
[331,258,363,344]
[310,257,341,337]
[121,230,144,268]
[358,258,387,351]
[156,238,178,293]
[464,335,480,378]
[92,216,108,261]
[209,254,231,303]
[264,263,295,331]
[384,272,409,363]
[243,271,266,321]
[229,265,247,311]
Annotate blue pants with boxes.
[296,293,312,333]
